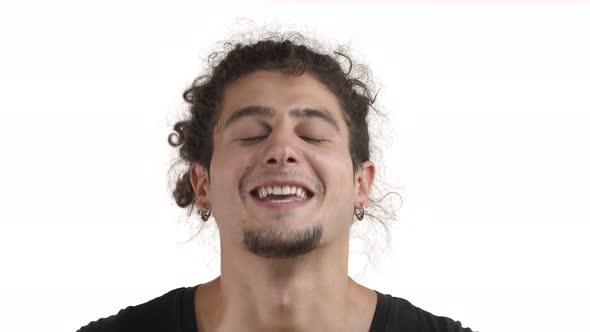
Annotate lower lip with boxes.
[250,195,312,209]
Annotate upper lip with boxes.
[249,180,316,196]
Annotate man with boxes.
[78,36,474,332]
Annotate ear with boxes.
[189,163,210,209]
[354,160,376,208]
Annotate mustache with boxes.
[239,169,324,194]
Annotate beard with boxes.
[242,223,323,259]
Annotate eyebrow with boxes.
[223,105,340,132]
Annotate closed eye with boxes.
[238,136,324,144]
[239,136,267,142]
[300,136,325,143]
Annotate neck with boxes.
[195,234,376,332]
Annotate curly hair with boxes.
[168,33,392,221]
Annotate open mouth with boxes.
[250,185,314,203]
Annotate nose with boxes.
[261,131,300,168]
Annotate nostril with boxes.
[264,156,297,165]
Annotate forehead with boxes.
[218,70,346,126]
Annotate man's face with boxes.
[203,70,361,259]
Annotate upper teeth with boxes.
[256,185,309,200]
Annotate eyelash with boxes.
[239,136,324,143]
[301,136,324,143]
[239,136,267,142]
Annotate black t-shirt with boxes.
[77,285,474,332]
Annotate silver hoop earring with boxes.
[354,204,365,221]
[198,208,211,222]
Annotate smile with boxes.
[257,185,309,199]
[250,184,314,204]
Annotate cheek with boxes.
[313,150,354,188]
[209,148,257,199]
[314,152,356,221]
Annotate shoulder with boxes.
[376,292,475,332]
[76,286,195,332]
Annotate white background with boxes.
[1,1,589,331]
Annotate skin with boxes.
[189,70,377,332]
